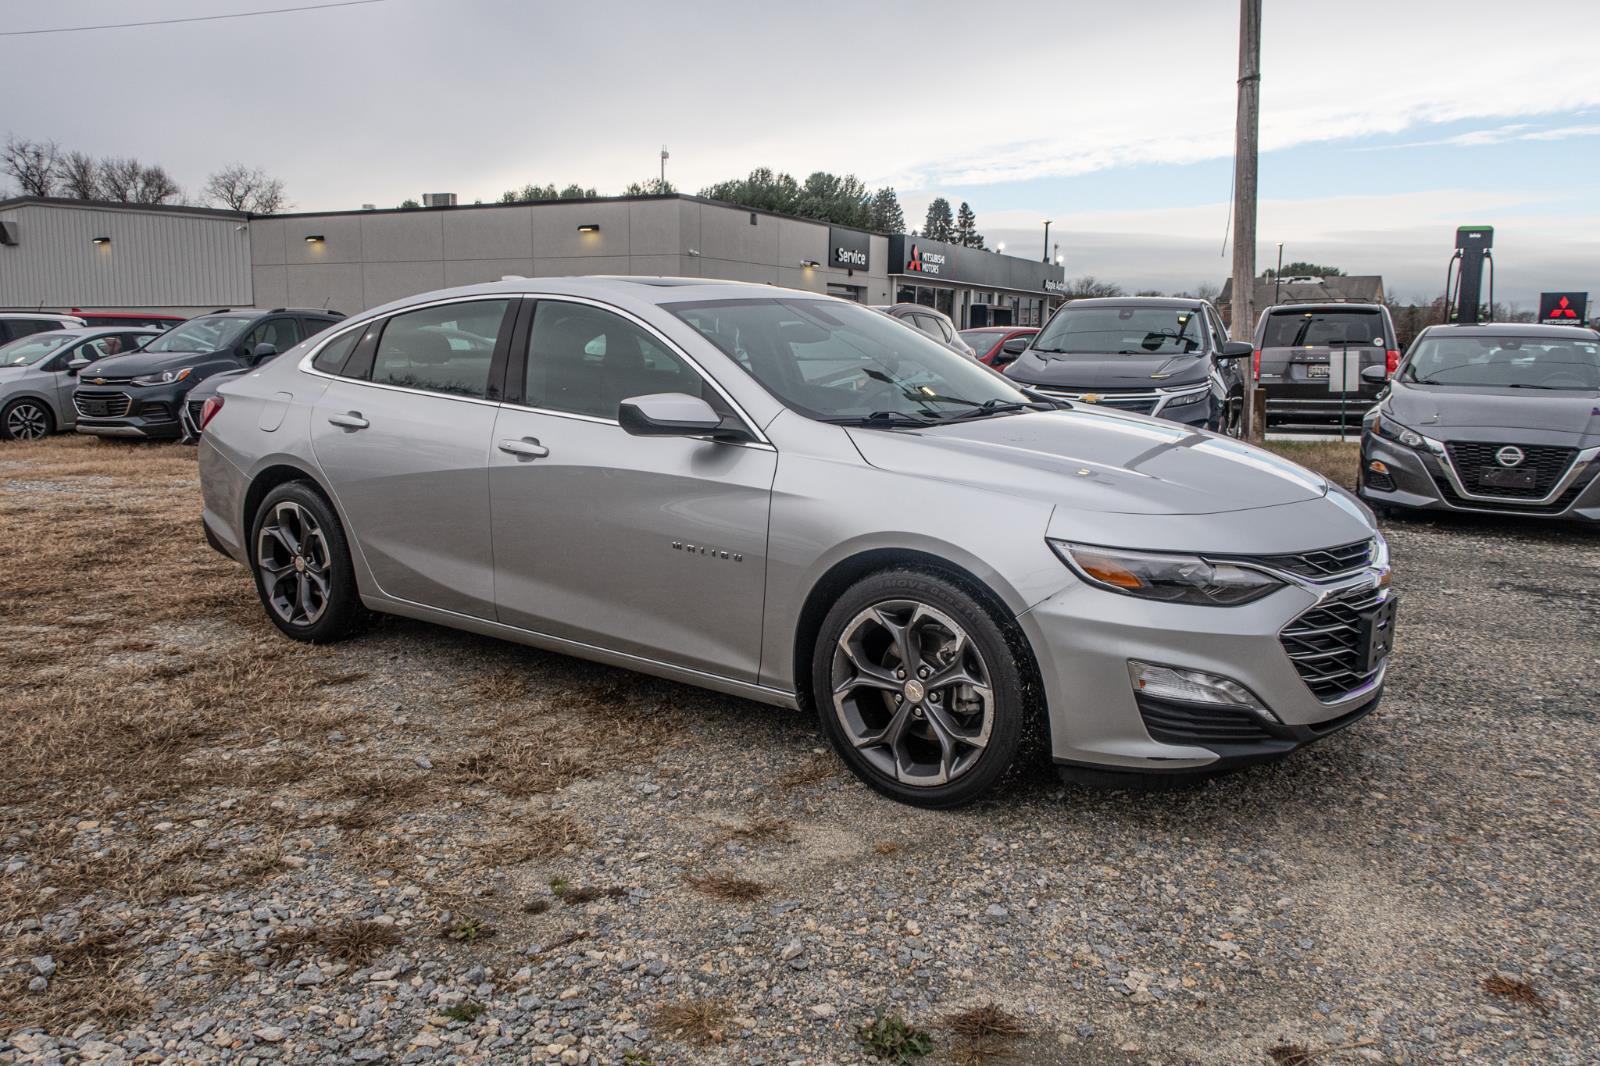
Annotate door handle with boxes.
[498,437,549,459]
[328,412,369,430]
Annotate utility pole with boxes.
[1274,242,1284,306]
[660,145,669,187]
[1042,220,1052,262]
[1231,0,1263,438]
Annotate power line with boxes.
[0,0,390,38]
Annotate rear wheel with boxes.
[249,482,366,643]
[1,398,54,441]
[812,568,1029,808]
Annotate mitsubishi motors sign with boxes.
[887,235,1064,295]
[1539,292,1587,324]
[905,243,947,276]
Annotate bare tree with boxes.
[2,136,61,196]
[60,151,102,199]
[132,163,181,204]
[97,157,143,201]
[203,163,290,213]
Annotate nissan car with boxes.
[1002,297,1250,435]
[1359,322,1600,521]
[198,277,1395,807]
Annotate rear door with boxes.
[309,296,514,619]
[1258,308,1385,397]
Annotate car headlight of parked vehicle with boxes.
[1050,541,1285,606]
[131,367,193,387]
[1370,411,1426,449]
[1162,385,1209,409]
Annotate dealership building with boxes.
[0,195,1065,327]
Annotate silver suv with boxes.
[198,277,1395,806]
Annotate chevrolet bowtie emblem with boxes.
[1081,393,1102,403]
[92,378,106,385]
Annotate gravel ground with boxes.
[2,439,1597,1065]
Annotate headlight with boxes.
[131,367,193,387]
[1371,412,1424,449]
[1162,386,1208,409]
[1050,541,1285,606]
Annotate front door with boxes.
[310,297,514,619]
[488,299,775,680]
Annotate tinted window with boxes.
[244,317,301,353]
[1262,309,1383,348]
[372,300,509,398]
[300,316,337,340]
[1403,335,1600,389]
[311,328,362,376]
[4,319,58,341]
[525,302,706,419]
[145,314,253,353]
[1032,305,1207,356]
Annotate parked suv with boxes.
[1253,303,1400,425]
[74,308,342,440]
[0,312,86,343]
[872,303,975,357]
[1002,297,1251,435]
[0,328,163,440]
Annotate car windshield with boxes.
[959,330,1004,349]
[1262,309,1383,348]
[1403,335,1600,389]
[0,333,76,367]
[1031,305,1205,356]
[143,315,252,353]
[667,297,1033,424]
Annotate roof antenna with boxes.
[322,297,332,309]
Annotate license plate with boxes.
[1356,597,1398,673]
[1306,364,1330,378]
[1479,466,1537,490]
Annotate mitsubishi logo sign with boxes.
[1539,292,1587,323]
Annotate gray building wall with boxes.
[0,200,251,312]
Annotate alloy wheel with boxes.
[256,500,333,626]
[5,402,50,440]
[831,599,994,787]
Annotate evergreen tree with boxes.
[954,201,984,248]
[922,198,955,243]
[867,187,906,233]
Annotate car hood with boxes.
[1005,349,1209,389]
[84,349,215,378]
[846,408,1329,516]
[1385,381,1600,441]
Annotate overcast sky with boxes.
[4,0,1597,306]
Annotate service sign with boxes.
[828,228,870,272]
[1539,291,1587,324]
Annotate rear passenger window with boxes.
[372,300,510,399]
[311,329,362,375]
[243,317,302,353]
[525,302,705,419]
[300,317,336,339]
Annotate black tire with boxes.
[249,481,366,643]
[1,398,55,441]
[811,567,1031,808]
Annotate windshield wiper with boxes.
[820,410,940,428]
[1504,383,1568,390]
[941,398,1056,422]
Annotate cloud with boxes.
[1362,122,1600,150]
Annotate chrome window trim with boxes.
[1429,436,1597,506]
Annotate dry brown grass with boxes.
[711,814,796,847]
[776,751,839,789]
[872,841,904,856]
[944,1003,1028,1064]
[686,873,768,902]
[651,996,731,1046]
[477,814,594,867]
[1262,440,1360,489]
[0,923,150,1034]
[271,920,403,964]
[1268,1038,1377,1065]
[1482,973,1550,1014]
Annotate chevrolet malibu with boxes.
[198,277,1396,807]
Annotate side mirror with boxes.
[250,343,278,363]
[1360,364,1388,384]
[1216,340,1255,360]
[618,393,726,437]
[66,357,91,376]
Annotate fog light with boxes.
[1368,460,1389,474]
[1128,660,1278,720]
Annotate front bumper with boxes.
[73,384,187,440]
[1017,564,1393,773]
[1359,432,1600,522]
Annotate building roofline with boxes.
[0,195,248,219]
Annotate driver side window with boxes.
[524,302,708,420]
[243,317,301,355]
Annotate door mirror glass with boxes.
[1360,364,1388,384]
[66,357,91,375]
[1217,340,1255,360]
[999,337,1030,355]
[618,393,725,437]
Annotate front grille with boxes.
[1034,386,1161,415]
[1251,539,1373,581]
[1280,586,1393,702]
[74,392,131,418]
[1432,474,1590,516]
[1136,695,1278,747]
[1445,441,1575,498]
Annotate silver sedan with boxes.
[198,277,1395,807]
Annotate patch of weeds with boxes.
[686,873,768,902]
[1482,973,1549,1014]
[621,1051,655,1066]
[442,917,495,944]
[712,815,795,846]
[561,885,629,905]
[944,1003,1027,1064]
[443,999,487,1023]
[651,996,731,1047]
[776,752,838,788]
[860,1014,934,1063]
[273,920,402,965]
[873,841,903,855]
[548,876,569,896]
[479,815,593,866]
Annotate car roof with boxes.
[31,327,162,340]
[1262,302,1385,313]
[0,311,83,320]
[1419,322,1598,339]
[1062,296,1207,309]
[962,325,1037,333]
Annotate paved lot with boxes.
[2,436,1597,1065]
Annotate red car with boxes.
[959,326,1038,368]
[68,310,186,331]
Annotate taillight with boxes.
[1252,349,1262,380]
[1385,349,1400,376]
[199,395,224,430]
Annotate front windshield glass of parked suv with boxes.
[667,298,1032,424]
[1031,305,1206,356]
[0,334,75,367]
[144,315,252,354]
[1403,335,1600,389]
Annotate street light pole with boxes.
[1231,0,1263,439]
[1042,220,1052,262]
[1274,242,1284,306]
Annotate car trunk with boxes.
[1259,309,1387,399]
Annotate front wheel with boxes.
[812,568,1030,808]
[249,482,366,643]
[1,398,55,441]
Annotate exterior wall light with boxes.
[305,234,325,243]
[91,236,111,246]
[996,242,1006,253]
[577,224,600,233]
[800,259,821,269]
